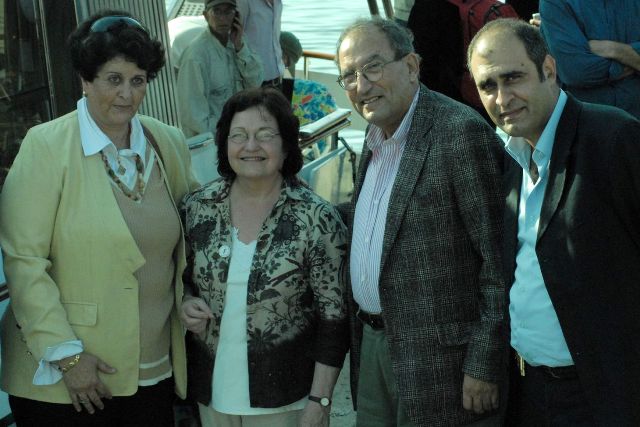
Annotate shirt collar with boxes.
[78,97,146,159]
[504,90,568,173]
[366,86,420,151]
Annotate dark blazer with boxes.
[504,94,640,426]
[345,85,506,426]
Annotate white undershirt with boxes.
[211,228,306,414]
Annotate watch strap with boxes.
[308,395,332,407]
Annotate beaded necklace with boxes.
[101,150,145,202]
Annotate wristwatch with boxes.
[309,395,332,407]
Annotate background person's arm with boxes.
[540,0,632,86]
[588,40,640,74]
[236,36,265,89]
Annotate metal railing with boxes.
[367,0,395,18]
[299,108,350,150]
[301,50,336,80]
[298,108,358,204]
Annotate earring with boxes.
[82,91,87,97]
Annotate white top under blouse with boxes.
[211,228,307,414]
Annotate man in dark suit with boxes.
[335,18,506,426]
[468,18,640,426]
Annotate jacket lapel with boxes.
[379,87,435,273]
[504,156,522,286]
[354,140,372,202]
[76,117,146,273]
[538,95,580,240]
[347,138,373,240]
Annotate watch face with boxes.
[310,395,331,407]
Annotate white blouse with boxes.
[211,228,307,414]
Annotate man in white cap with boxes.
[177,0,263,138]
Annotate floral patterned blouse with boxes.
[180,178,349,407]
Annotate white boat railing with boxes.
[299,108,351,148]
[301,51,336,81]
[298,108,358,204]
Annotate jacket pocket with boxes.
[61,301,98,326]
[436,321,473,346]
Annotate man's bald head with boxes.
[467,18,549,82]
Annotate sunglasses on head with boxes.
[89,16,148,35]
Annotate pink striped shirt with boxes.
[350,89,420,313]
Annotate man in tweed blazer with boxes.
[336,18,506,426]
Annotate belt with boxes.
[515,352,578,380]
[356,310,384,330]
[262,77,282,87]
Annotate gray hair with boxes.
[467,18,549,81]
[335,17,415,71]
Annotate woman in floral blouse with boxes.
[180,87,349,427]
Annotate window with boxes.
[0,0,51,186]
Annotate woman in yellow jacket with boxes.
[0,10,196,426]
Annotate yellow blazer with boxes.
[0,110,197,403]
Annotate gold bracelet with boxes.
[58,353,81,373]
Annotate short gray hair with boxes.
[335,17,415,71]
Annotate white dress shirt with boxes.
[350,89,419,313]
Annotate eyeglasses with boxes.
[90,16,148,35]
[228,129,280,144]
[337,56,404,90]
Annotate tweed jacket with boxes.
[345,85,506,426]
[0,111,197,403]
[181,178,349,407]
[504,94,640,425]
